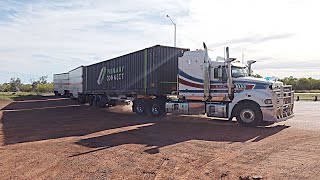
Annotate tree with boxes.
[0,83,10,92]
[251,74,263,78]
[9,78,22,92]
[39,75,48,84]
[0,75,53,93]
[20,84,33,92]
[280,76,320,91]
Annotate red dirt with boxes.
[0,96,320,179]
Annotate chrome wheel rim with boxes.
[136,104,144,113]
[151,105,159,115]
[240,109,255,123]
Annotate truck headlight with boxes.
[264,99,273,104]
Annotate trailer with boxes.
[69,66,85,99]
[54,44,295,127]
[53,73,69,96]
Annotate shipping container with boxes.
[69,66,85,98]
[53,73,69,95]
[83,45,189,95]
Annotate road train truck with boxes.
[54,43,294,127]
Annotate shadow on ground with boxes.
[0,97,149,145]
[0,97,289,153]
[74,117,289,155]
[12,95,58,101]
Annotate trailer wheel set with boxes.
[132,98,166,117]
[82,94,167,117]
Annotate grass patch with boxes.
[295,93,320,101]
[0,92,37,100]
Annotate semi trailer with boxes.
[54,43,294,127]
[68,66,85,99]
[53,72,69,96]
[54,66,85,98]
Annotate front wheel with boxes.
[235,102,263,127]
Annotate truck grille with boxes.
[273,85,294,119]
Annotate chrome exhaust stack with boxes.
[247,60,256,76]
[203,42,210,101]
[225,47,236,101]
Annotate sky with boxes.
[0,0,320,83]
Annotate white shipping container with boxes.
[53,73,69,95]
[68,66,84,98]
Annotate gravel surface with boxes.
[0,97,319,179]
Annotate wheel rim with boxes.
[151,104,160,115]
[240,109,255,123]
[136,103,144,113]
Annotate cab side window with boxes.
[214,66,227,79]
[214,68,219,78]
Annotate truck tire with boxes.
[54,91,59,96]
[133,99,149,116]
[78,94,87,104]
[96,95,106,108]
[106,99,116,107]
[149,99,166,117]
[235,102,263,127]
[89,95,95,106]
[63,90,70,98]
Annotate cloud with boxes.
[255,68,320,79]
[208,33,295,47]
[0,0,320,83]
[0,0,189,83]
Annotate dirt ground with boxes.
[0,96,320,180]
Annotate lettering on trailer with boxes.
[97,66,125,85]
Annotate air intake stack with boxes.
[203,42,210,100]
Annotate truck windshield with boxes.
[214,66,249,79]
[231,66,248,78]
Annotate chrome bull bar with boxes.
[263,85,294,122]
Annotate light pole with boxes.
[166,15,176,47]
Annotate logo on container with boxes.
[97,66,125,85]
[97,67,106,85]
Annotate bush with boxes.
[36,83,53,93]
[0,83,10,92]
[0,76,53,94]
[20,84,33,92]
[280,76,320,90]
